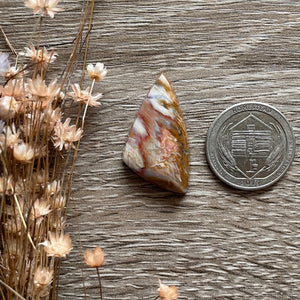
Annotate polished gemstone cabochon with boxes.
[123,73,189,193]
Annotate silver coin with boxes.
[206,102,295,190]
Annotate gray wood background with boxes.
[1,1,299,299]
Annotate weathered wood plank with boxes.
[1,0,300,299]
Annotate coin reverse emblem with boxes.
[206,102,295,190]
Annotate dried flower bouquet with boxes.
[0,0,106,299]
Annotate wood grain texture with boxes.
[1,0,300,299]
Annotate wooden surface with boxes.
[1,1,300,299]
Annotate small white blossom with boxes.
[68,84,102,107]
[53,118,82,150]
[86,62,107,81]
[25,0,63,18]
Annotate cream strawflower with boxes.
[32,266,53,297]
[25,0,63,18]
[158,279,179,300]
[84,246,105,268]
[20,45,57,69]
[53,118,83,150]
[0,124,21,149]
[34,266,53,289]
[0,79,26,100]
[0,176,14,195]
[0,96,19,119]
[13,142,35,162]
[41,106,61,132]
[30,199,51,220]
[0,79,27,115]
[27,76,60,109]
[45,180,61,196]
[2,65,27,80]
[86,63,107,82]
[3,66,19,79]
[42,231,72,258]
[68,83,102,107]
[51,195,66,210]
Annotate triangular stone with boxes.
[123,73,189,193]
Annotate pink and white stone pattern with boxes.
[123,73,189,193]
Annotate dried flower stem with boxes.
[0,26,17,55]
[55,258,61,300]
[67,187,87,299]
[13,193,36,250]
[81,79,95,130]
[96,267,103,300]
[59,0,94,96]
[0,279,26,300]
[79,0,95,84]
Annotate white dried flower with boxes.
[2,65,27,80]
[0,96,19,119]
[34,266,53,289]
[86,62,107,81]
[68,84,102,107]
[51,195,66,210]
[27,76,60,109]
[25,0,63,18]
[30,199,51,221]
[0,176,14,195]
[0,124,21,149]
[13,142,35,162]
[32,266,53,297]
[20,45,57,69]
[41,106,62,132]
[46,180,61,196]
[53,118,83,150]
[42,232,72,258]
[0,79,26,100]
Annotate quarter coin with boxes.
[206,102,295,190]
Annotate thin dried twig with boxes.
[0,26,17,55]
